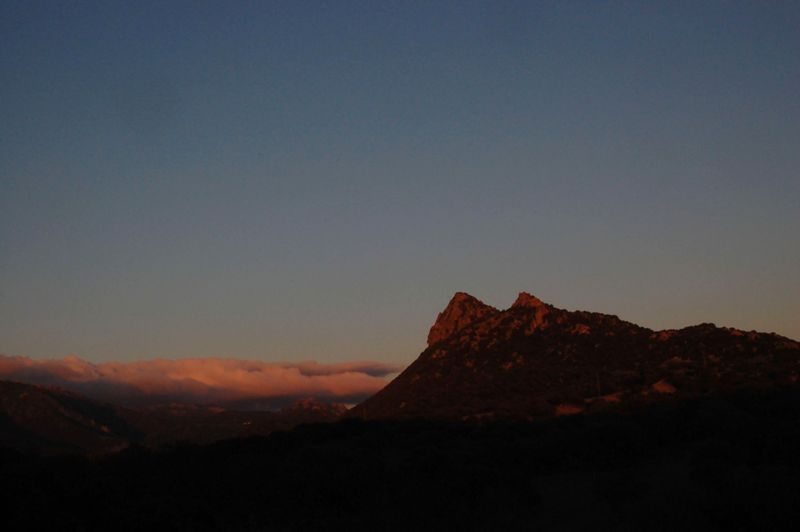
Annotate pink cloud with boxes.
[0,354,400,409]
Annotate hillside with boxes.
[0,380,141,454]
[0,380,346,453]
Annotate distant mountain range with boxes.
[3,290,799,453]
[353,291,800,420]
[0,380,345,454]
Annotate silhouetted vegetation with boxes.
[3,387,800,531]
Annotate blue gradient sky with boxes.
[2,1,799,364]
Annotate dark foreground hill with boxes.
[3,387,800,531]
[354,292,800,420]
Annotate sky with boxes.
[2,1,799,367]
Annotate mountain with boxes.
[5,294,800,529]
[353,291,800,420]
[6,291,799,452]
[0,380,141,454]
[0,380,348,453]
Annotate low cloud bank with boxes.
[0,354,401,409]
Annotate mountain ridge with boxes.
[354,291,800,420]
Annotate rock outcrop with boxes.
[427,292,498,346]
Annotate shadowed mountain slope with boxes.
[0,380,348,453]
[0,380,141,454]
[353,292,800,420]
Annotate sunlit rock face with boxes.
[510,291,546,309]
[427,292,499,347]
[354,291,800,421]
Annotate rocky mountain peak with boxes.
[427,292,498,347]
[510,292,546,309]
[355,290,800,422]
